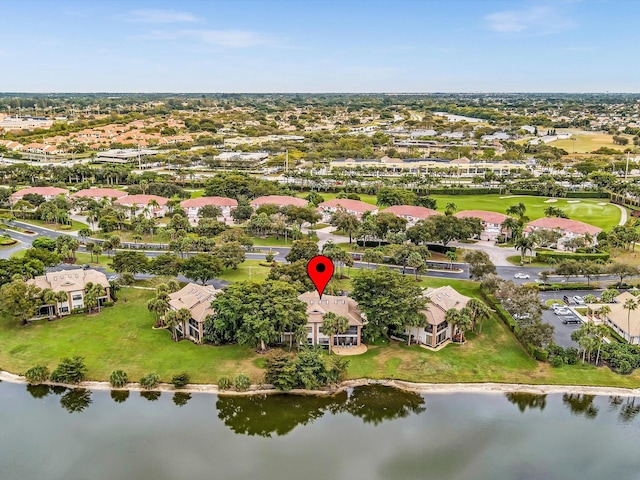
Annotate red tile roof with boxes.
[250,195,308,207]
[527,217,602,235]
[71,188,128,199]
[11,187,68,198]
[181,196,238,208]
[114,194,168,206]
[382,205,441,219]
[318,199,378,213]
[455,210,510,224]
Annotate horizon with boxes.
[1,0,639,92]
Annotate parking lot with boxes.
[538,290,602,348]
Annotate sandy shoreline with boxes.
[2,371,640,398]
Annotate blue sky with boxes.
[0,0,637,92]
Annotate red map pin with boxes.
[307,255,334,299]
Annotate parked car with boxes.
[514,273,530,279]
[554,308,572,316]
[562,317,583,325]
[563,295,572,305]
[513,313,532,320]
[573,296,585,305]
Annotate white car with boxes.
[514,273,530,279]
[554,308,572,316]
[573,296,585,305]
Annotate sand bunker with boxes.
[499,196,518,199]
[567,200,581,203]
[598,202,607,206]
[544,199,558,203]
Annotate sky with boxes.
[0,0,638,93]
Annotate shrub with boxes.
[140,373,160,390]
[551,356,564,368]
[103,301,115,308]
[171,372,190,389]
[24,365,50,384]
[109,370,128,388]
[233,373,251,392]
[218,376,231,390]
[533,348,549,362]
[50,356,87,384]
[564,347,579,365]
[536,250,609,262]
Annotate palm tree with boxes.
[623,298,638,344]
[597,305,611,322]
[501,217,520,241]
[42,288,57,318]
[466,298,492,334]
[595,324,608,366]
[446,250,457,269]
[514,235,536,263]
[445,202,457,216]
[147,297,169,325]
[167,279,181,293]
[164,310,179,340]
[445,309,472,344]
[322,312,349,352]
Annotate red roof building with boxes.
[114,194,168,207]
[382,205,441,224]
[181,197,238,208]
[317,199,378,218]
[527,217,602,236]
[250,195,308,208]
[10,186,69,204]
[455,210,510,226]
[71,188,128,200]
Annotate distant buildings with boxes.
[71,188,128,202]
[250,195,308,210]
[381,205,441,226]
[214,151,269,168]
[114,194,168,218]
[526,217,601,247]
[0,116,53,132]
[95,149,157,164]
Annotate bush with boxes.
[72,308,85,314]
[103,301,115,308]
[233,374,251,392]
[551,356,564,368]
[565,347,579,365]
[536,250,609,262]
[218,376,231,390]
[140,373,160,390]
[171,372,190,389]
[24,365,50,384]
[109,370,128,388]
[50,356,87,384]
[533,348,549,362]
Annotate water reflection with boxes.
[562,394,599,418]
[609,396,640,423]
[110,390,130,403]
[505,393,547,413]
[216,385,426,437]
[26,384,51,399]
[140,391,161,402]
[173,392,191,407]
[59,389,92,413]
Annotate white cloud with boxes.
[123,9,199,24]
[142,29,278,49]
[485,5,576,35]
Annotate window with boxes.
[72,294,82,301]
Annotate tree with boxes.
[514,235,536,263]
[117,272,135,302]
[623,298,638,344]
[285,240,319,263]
[444,202,457,215]
[446,308,472,344]
[407,251,425,279]
[198,204,222,219]
[0,279,42,324]
[208,280,307,352]
[322,312,349,352]
[214,241,245,270]
[111,251,149,274]
[463,250,497,280]
[351,267,428,342]
[362,249,384,266]
[148,253,183,276]
[181,253,223,285]
[607,263,640,285]
[445,250,457,269]
[330,210,361,244]
[267,260,314,293]
[466,298,492,334]
[374,212,407,246]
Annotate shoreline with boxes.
[2,370,640,398]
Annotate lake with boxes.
[2,381,640,480]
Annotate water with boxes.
[2,381,640,480]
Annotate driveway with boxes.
[538,290,603,348]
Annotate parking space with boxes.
[538,290,603,348]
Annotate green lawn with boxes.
[551,133,632,154]
[19,218,89,232]
[249,234,296,247]
[218,259,272,283]
[430,195,621,230]
[295,191,378,206]
[0,288,263,384]
[189,189,205,198]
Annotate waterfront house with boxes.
[291,291,365,348]
[28,268,111,317]
[168,283,220,344]
[407,285,471,349]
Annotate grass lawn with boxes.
[19,218,89,232]
[430,195,621,230]
[218,259,272,283]
[551,133,633,154]
[189,189,205,198]
[506,254,549,267]
[0,288,264,384]
[249,234,295,247]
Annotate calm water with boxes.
[2,382,640,480]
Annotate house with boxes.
[382,205,441,226]
[180,196,238,223]
[168,283,220,344]
[114,194,168,218]
[317,198,378,222]
[407,285,471,349]
[71,188,128,203]
[526,217,602,248]
[591,292,640,345]
[250,195,308,210]
[28,268,111,317]
[10,186,69,205]
[292,291,365,348]
[455,210,512,241]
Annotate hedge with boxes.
[537,283,597,291]
[535,250,609,262]
[427,188,501,195]
[479,289,515,331]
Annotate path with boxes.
[450,240,518,267]
[614,203,628,226]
